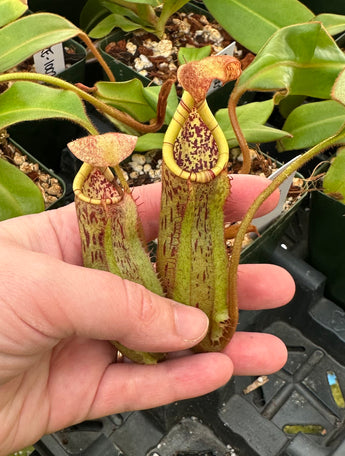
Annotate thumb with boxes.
[3,248,209,353]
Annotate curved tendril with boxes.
[228,84,252,174]
[228,130,345,328]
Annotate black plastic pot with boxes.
[9,139,66,210]
[239,153,306,264]
[32,231,345,455]
[98,3,248,113]
[308,190,345,310]
[98,3,210,84]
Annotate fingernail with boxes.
[174,303,209,342]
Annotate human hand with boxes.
[0,175,294,455]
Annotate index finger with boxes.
[0,174,279,262]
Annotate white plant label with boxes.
[208,41,236,95]
[252,155,302,231]
[33,43,65,77]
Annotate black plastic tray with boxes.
[32,207,345,456]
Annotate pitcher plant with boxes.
[69,55,242,362]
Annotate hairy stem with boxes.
[0,72,172,133]
[78,32,115,82]
[228,84,252,174]
[228,130,345,324]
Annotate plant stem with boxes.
[0,72,168,133]
[78,32,115,82]
[228,84,252,174]
[228,130,345,331]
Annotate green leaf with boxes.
[236,22,345,99]
[0,81,95,133]
[323,147,345,204]
[95,79,156,122]
[80,0,109,33]
[216,99,290,146]
[228,123,290,147]
[85,0,160,36]
[332,67,345,107]
[177,46,212,65]
[101,0,146,23]
[134,132,164,151]
[88,13,146,38]
[143,84,179,124]
[216,98,275,127]
[314,13,345,36]
[278,94,306,118]
[0,13,80,73]
[203,0,314,54]
[329,68,345,147]
[0,158,45,221]
[0,0,27,27]
[278,100,345,151]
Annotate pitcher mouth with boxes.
[73,163,123,205]
[162,92,229,183]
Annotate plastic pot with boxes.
[308,190,345,309]
[98,3,248,112]
[7,138,66,211]
[98,3,211,85]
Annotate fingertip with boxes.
[226,174,280,222]
[237,264,295,310]
[223,332,287,376]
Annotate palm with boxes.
[0,179,294,455]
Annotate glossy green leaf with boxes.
[143,84,179,124]
[278,100,345,151]
[101,1,149,24]
[95,80,156,122]
[314,13,345,36]
[134,132,164,151]
[0,13,80,73]
[0,158,45,221]
[177,46,212,65]
[329,68,345,146]
[278,95,306,119]
[228,124,290,147]
[323,148,345,204]
[0,0,27,27]
[203,0,313,54]
[0,81,95,133]
[88,0,159,36]
[80,0,159,33]
[236,22,345,99]
[217,98,275,127]
[332,67,345,107]
[87,14,140,38]
[216,99,290,146]
[80,0,109,33]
